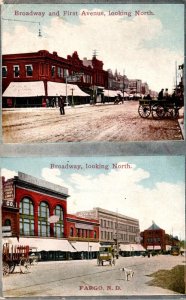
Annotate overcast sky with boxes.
[1,156,185,239]
[2,3,184,92]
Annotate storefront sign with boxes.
[3,179,15,207]
[75,223,94,230]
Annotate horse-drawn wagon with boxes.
[138,97,184,119]
[97,245,116,266]
[3,243,31,276]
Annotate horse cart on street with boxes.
[97,245,116,266]
[138,97,184,119]
[3,243,31,276]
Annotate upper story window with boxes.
[57,67,63,78]
[19,197,34,236]
[2,66,7,78]
[13,65,20,78]
[64,68,69,78]
[25,64,33,77]
[51,66,55,77]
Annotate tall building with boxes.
[76,207,140,245]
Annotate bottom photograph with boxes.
[1,156,185,297]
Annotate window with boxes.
[25,64,33,77]
[57,67,62,78]
[2,66,7,78]
[19,197,34,236]
[54,205,64,238]
[70,227,74,237]
[4,219,11,226]
[51,66,55,77]
[64,69,69,77]
[13,65,20,77]
[38,202,50,237]
[94,231,97,239]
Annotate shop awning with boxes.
[3,81,45,97]
[70,242,100,252]
[47,81,90,97]
[2,237,76,252]
[103,90,118,97]
[120,244,146,251]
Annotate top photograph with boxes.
[1,3,184,143]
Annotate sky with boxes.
[1,156,185,239]
[2,3,184,92]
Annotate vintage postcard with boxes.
[1,156,185,297]
[1,3,184,143]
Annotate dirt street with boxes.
[2,101,183,143]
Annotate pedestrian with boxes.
[58,96,65,115]
[163,88,169,100]
[158,89,164,100]
[146,93,152,100]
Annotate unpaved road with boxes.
[3,255,184,297]
[2,101,183,143]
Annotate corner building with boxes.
[2,172,68,238]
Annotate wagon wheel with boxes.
[20,258,31,274]
[3,262,10,276]
[9,262,16,274]
[138,105,151,118]
[172,108,179,119]
[152,104,165,119]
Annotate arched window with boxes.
[4,219,11,227]
[19,197,34,236]
[38,202,50,237]
[54,205,64,238]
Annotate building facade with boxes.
[2,50,108,107]
[67,214,99,242]
[76,207,140,246]
[140,222,179,251]
[2,172,69,239]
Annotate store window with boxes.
[2,66,7,78]
[13,65,20,78]
[38,202,50,237]
[25,64,33,77]
[19,197,34,236]
[54,205,64,238]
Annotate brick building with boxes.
[2,50,108,107]
[2,172,100,260]
[140,222,179,251]
[2,172,69,238]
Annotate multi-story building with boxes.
[2,172,100,260]
[2,172,69,238]
[2,50,108,107]
[140,222,180,251]
[67,214,99,242]
[128,79,142,94]
[76,207,140,246]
